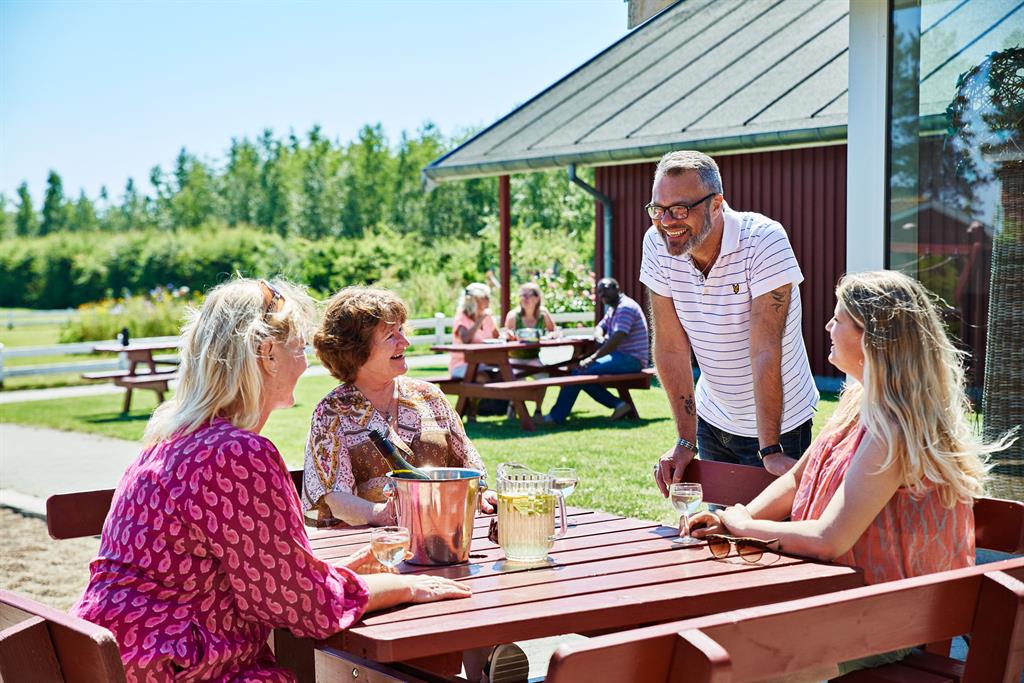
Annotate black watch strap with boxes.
[757,444,784,460]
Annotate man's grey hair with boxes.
[653,150,724,196]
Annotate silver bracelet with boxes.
[676,437,697,454]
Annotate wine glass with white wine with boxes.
[370,526,410,572]
[548,468,578,501]
[669,482,703,546]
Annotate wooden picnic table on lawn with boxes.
[431,337,652,431]
[89,340,180,413]
[301,507,863,680]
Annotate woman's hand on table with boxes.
[479,488,498,514]
[334,544,394,575]
[406,575,472,603]
[686,510,724,539]
[717,504,753,534]
[362,573,472,612]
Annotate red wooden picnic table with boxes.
[305,507,863,677]
[430,338,596,430]
[90,340,180,413]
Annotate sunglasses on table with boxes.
[705,534,778,563]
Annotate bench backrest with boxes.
[547,557,1024,683]
[47,468,306,540]
[684,459,1024,554]
[0,589,127,683]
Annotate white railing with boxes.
[0,312,595,384]
[3,309,79,328]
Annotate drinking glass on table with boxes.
[548,468,578,500]
[370,526,410,572]
[669,483,703,546]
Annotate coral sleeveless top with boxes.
[791,423,974,584]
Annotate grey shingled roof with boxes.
[425,0,1022,184]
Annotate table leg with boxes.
[615,387,640,419]
[497,359,535,431]
[122,360,138,414]
[274,628,315,683]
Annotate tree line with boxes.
[1,123,596,241]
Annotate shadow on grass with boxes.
[464,413,671,441]
[86,413,152,424]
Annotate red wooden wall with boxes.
[595,145,848,378]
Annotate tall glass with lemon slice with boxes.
[496,463,568,563]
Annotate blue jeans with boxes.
[547,352,642,423]
[697,416,813,468]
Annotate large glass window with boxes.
[888,0,1022,499]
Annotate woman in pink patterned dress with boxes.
[72,278,470,683]
[302,286,497,527]
[687,270,1012,675]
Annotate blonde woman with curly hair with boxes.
[73,278,470,682]
[687,270,1013,674]
[302,286,497,528]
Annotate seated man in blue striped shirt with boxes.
[544,278,650,425]
[642,151,818,490]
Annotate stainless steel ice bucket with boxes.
[383,467,483,566]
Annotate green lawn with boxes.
[0,366,839,523]
[0,322,64,348]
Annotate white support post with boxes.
[847,0,890,273]
[434,313,446,345]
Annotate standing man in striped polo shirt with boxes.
[544,277,650,424]
[642,151,818,494]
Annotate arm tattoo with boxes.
[770,289,785,313]
[681,395,696,415]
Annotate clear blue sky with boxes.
[1,0,627,203]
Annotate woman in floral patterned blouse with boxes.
[303,286,497,527]
[73,278,470,683]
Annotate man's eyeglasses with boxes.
[645,192,717,221]
[705,534,778,563]
[258,280,285,320]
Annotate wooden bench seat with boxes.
[546,557,1024,683]
[81,369,133,381]
[111,371,178,413]
[0,589,127,682]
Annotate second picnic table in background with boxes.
[87,341,180,413]
[429,338,655,431]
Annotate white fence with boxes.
[0,312,594,384]
[3,309,79,328]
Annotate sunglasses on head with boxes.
[705,534,778,563]
[258,280,285,320]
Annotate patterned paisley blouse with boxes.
[302,376,485,525]
[72,419,369,683]
[791,422,975,585]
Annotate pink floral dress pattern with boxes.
[791,423,974,585]
[72,419,369,682]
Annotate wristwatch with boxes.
[757,444,784,461]
[676,437,697,454]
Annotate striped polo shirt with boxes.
[639,202,818,437]
[598,294,649,367]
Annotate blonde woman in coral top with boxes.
[688,270,1009,575]
[687,270,1012,675]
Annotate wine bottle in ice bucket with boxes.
[369,430,431,480]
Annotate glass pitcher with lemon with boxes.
[496,462,568,563]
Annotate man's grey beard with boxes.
[663,211,713,256]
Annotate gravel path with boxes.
[0,507,97,611]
